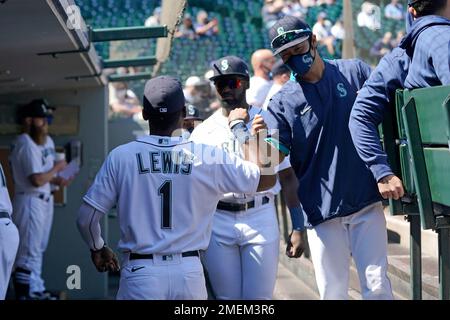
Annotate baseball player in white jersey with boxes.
[190,56,302,299]
[9,99,69,300]
[76,76,276,300]
[0,163,19,300]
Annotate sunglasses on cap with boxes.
[407,0,421,6]
[271,29,311,50]
[214,78,242,90]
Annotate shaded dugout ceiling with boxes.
[0,0,104,95]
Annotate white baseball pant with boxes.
[307,201,393,300]
[13,193,54,293]
[202,202,279,300]
[116,254,207,300]
[0,217,19,299]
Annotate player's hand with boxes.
[52,176,72,187]
[251,114,267,136]
[54,160,67,172]
[91,246,120,273]
[228,108,249,124]
[377,174,405,200]
[286,230,306,258]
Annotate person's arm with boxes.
[29,160,67,187]
[227,108,277,192]
[430,30,450,85]
[195,19,218,36]
[77,202,119,272]
[349,54,405,199]
[278,166,307,258]
[78,153,120,272]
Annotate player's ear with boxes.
[311,34,318,50]
[24,117,32,126]
[242,78,250,90]
[408,6,417,18]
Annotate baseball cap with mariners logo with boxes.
[184,104,203,120]
[21,99,54,118]
[269,16,312,56]
[209,56,250,81]
[143,75,185,116]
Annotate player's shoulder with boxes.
[379,47,410,72]
[108,141,138,159]
[190,110,225,140]
[334,58,370,71]
[269,80,305,112]
[12,133,33,150]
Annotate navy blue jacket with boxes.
[266,59,381,227]
[349,48,410,182]
[400,15,450,88]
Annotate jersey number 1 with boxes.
[158,180,172,229]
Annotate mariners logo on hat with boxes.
[220,59,229,71]
[277,27,285,35]
[187,105,196,116]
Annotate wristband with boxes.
[229,119,245,129]
[289,206,305,232]
[230,121,251,144]
[264,137,290,156]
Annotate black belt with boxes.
[38,194,51,202]
[18,192,51,202]
[217,196,270,212]
[0,211,10,219]
[129,250,199,261]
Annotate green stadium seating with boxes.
[399,86,450,229]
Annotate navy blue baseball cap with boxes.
[209,56,250,81]
[143,76,185,115]
[269,16,312,55]
[407,0,422,6]
[184,104,203,120]
[21,99,54,118]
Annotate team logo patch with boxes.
[158,138,169,145]
[277,27,285,35]
[302,54,313,65]
[187,105,196,116]
[220,59,229,71]
[337,83,347,98]
[220,59,230,71]
[159,107,168,113]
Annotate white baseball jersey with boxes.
[0,164,12,214]
[246,76,273,108]
[83,135,260,254]
[9,133,55,194]
[0,163,19,300]
[189,106,290,204]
